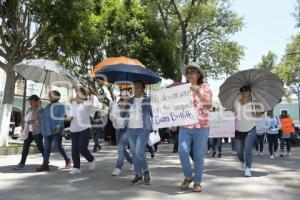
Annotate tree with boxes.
[35,0,179,102]
[278,34,300,86]
[150,0,244,79]
[255,51,278,72]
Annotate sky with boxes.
[207,0,299,102]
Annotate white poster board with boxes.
[208,111,235,138]
[151,83,198,129]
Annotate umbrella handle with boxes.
[40,70,48,97]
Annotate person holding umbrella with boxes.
[218,68,284,177]
[233,85,262,177]
[36,90,72,172]
[126,80,153,185]
[179,63,212,192]
[13,95,44,170]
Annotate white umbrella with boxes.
[218,69,284,111]
[13,59,77,96]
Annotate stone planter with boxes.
[0,146,39,155]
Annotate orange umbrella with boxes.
[92,56,145,76]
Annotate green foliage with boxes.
[278,34,300,86]
[255,51,278,72]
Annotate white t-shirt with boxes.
[266,116,281,134]
[68,101,92,132]
[128,98,143,129]
[24,110,33,132]
[234,100,256,132]
[255,118,268,135]
[109,101,126,129]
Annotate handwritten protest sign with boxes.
[151,83,198,129]
[208,111,235,138]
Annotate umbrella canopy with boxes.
[92,56,161,84]
[93,56,146,73]
[13,59,77,86]
[218,69,284,111]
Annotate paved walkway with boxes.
[0,142,299,200]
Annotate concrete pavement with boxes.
[0,142,299,200]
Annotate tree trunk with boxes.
[0,68,17,147]
[2,68,17,105]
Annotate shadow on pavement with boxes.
[204,169,268,177]
[0,164,59,174]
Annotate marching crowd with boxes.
[12,63,297,193]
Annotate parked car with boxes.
[11,126,21,140]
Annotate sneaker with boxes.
[193,183,202,192]
[206,150,211,154]
[240,162,246,170]
[130,175,142,185]
[143,171,151,185]
[218,153,222,158]
[150,153,155,158]
[13,163,25,170]
[112,168,122,176]
[245,167,251,177]
[180,177,193,190]
[36,165,49,172]
[254,152,259,156]
[270,155,275,160]
[65,160,72,169]
[259,152,264,156]
[286,152,291,157]
[232,151,237,155]
[68,168,81,175]
[280,153,285,157]
[274,152,278,157]
[88,159,96,171]
[212,152,216,157]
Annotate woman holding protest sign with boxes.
[178,63,212,192]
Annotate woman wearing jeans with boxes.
[179,63,212,192]
[14,95,44,170]
[110,90,133,176]
[126,81,152,185]
[36,90,72,172]
[67,85,96,175]
[233,85,261,177]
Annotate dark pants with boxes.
[173,132,179,152]
[280,137,291,153]
[71,128,94,169]
[255,134,265,152]
[266,134,278,155]
[20,132,44,165]
[211,138,222,153]
[43,134,70,166]
[93,128,102,151]
[146,144,155,154]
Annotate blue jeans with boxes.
[115,129,132,169]
[43,134,70,166]
[178,127,209,184]
[127,128,150,176]
[231,137,236,152]
[235,128,256,168]
[93,128,102,151]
